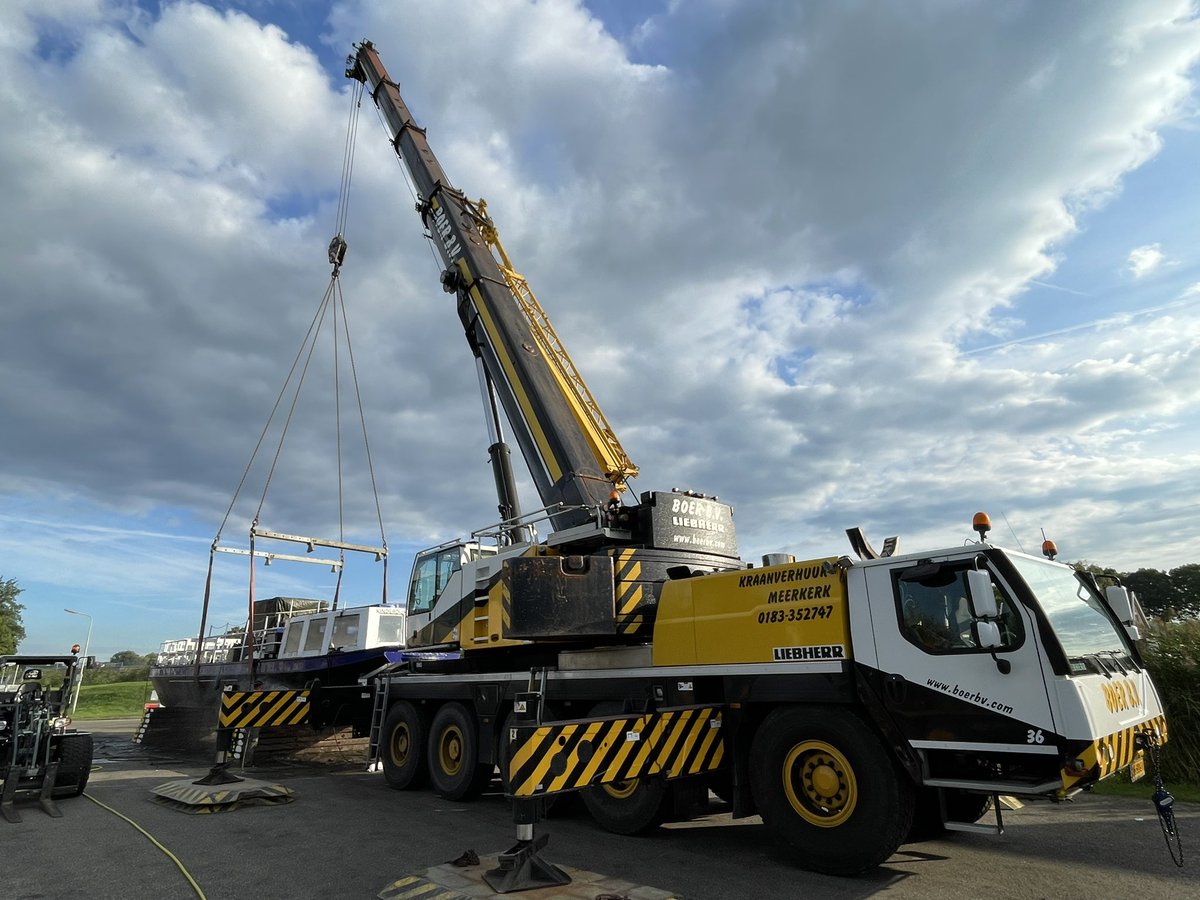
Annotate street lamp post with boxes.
[64,608,93,715]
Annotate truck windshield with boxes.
[1009,556,1127,660]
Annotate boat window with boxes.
[374,613,406,646]
[303,618,329,653]
[332,614,361,650]
[281,624,302,657]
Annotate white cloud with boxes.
[6,1,1200,653]
[1128,243,1166,277]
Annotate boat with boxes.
[149,596,405,710]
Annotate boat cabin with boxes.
[276,604,407,659]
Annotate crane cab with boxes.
[405,538,507,648]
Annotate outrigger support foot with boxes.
[483,827,571,894]
[485,681,571,893]
[192,763,244,787]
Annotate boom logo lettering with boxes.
[1101,678,1140,713]
[431,203,463,263]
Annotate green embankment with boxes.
[72,679,152,719]
[1093,777,1200,804]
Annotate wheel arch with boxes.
[728,699,908,818]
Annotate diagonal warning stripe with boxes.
[219,690,311,728]
[377,874,468,900]
[507,706,725,798]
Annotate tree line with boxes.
[1072,562,1200,621]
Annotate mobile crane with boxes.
[346,41,1170,877]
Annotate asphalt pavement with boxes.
[6,718,1198,900]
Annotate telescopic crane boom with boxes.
[347,41,636,531]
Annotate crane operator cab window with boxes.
[408,545,465,616]
[895,564,1023,653]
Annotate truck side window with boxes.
[895,568,1023,654]
[409,555,438,615]
[436,549,459,594]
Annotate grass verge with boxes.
[72,680,152,719]
[1092,775,1200,804]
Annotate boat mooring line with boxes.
[83,791,208,899]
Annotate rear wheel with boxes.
[428,702,492,801]
[750,706,914,876]
[580,702,668,835]
[381,702,429,790]
[53,733,93,798]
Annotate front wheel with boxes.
[53,733,93,798]
[381,701,429,790]
[750,706,914,875]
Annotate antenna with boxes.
[999,511,1025,553]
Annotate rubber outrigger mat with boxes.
[378,852,679,899]
[150,776,294,814]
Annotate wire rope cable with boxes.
[371,103,445,273]
[198,63,388,630]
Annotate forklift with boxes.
[0,649,94,822]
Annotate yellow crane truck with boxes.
[346,41,1169,876]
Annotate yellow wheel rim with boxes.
[389,723,411,768]
[782,739,857,828]
[438,724,465,777]
[603,778,639,800]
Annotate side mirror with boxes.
[966,570,998,619]
[972,620,1002,650]
[1105,585,1135,626]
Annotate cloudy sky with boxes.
[4,0,1200,658]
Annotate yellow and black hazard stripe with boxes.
[507,706,725,798]
[1063,714,1168,789]
[378,874,468,900]
[219,689,311,729]
[1096,714,1168,779]
[613,548,647,636]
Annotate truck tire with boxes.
[582,776,669,835]
[428,702,491,801]
[580,701,668,835]
[749,706,914,876]
[53,732,93,798]
[381,702,429,790]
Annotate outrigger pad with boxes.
[482,833,571,894]
[150,775,294,815]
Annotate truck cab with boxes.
[850,544,1164,796]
